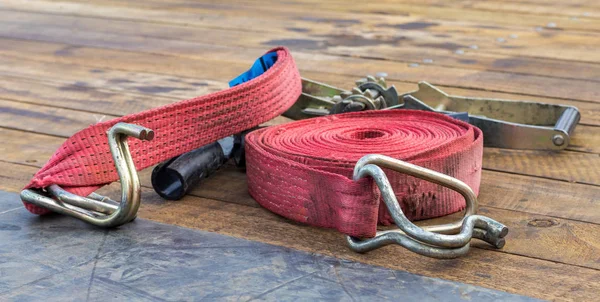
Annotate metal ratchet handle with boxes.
[553,107,581,146]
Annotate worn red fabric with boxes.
[23,47,302,215]
[245,110,483,238]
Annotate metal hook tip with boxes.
[499,226,509,238]
[139,129,155,141]
[495,238,506,249]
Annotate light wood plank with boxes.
[0,10,600,102]
[0,38,598,127]
[10,0,600,33]
[0,160,598,300]
[3,127,600,226]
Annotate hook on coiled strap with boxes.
[347,154,508,259]
[20,123,154,227]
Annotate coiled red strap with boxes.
[23,47,302,215]
[245,110,483,238]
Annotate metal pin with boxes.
[552,134,565,146]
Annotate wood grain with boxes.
[1,98,599,185]
[7,0,600,33]
[1,11,600,102]
[1,38,599,127]
[1,0,599,299]
[0,161,599,300]
[2,126,600,227]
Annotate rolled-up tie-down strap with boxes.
[21,47,507,258]
[245,110,506,258]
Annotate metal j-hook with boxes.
[20,122,154,227]
[347,154,508,258]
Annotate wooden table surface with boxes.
[0,0,599,300]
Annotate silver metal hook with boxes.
[20,122,154,227]
[346,154,508,258]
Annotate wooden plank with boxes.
[0,74,225,116]
[7,150,600,273]
[2,34,600,122]
[0,160,598,300]
[229,0,600,30]
[268,0,600,20]
[1,38,599,127]
[1,10,600,101]
[484,148,600,186]
[479,170,600,224]
[2,86,599,154]
[3,93,600,177]
[3,127,600,226]
[9,0,600,33]
[1,0,599,299]
[1,51,598,153]
[2,6,600,79]
[454,0,600,19]
[0,99,118,137]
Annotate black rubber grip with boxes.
[151,142,226,200]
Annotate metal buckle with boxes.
[282,78,346,119]
[347,154,508,259]
[397,82,580,150]
[20,122,154,227]
[283,76,399,120]
[284,76,580,150]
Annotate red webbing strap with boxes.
[245,110,483,238]
[23,47,302,215]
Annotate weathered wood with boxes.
[8,0,600,33]
[141,196,600,301]
[449,0,600,19]
[1,160,599,300]
[1,39,599,128]
[0,55,598,154]
[1,0,600,299]
[2,97,599,184]
[1,11,600,102]
[229,0,600,32]
[0,74,225,116]
[3,127,600,227]
[479,170,600,224]
[484,148,600,186]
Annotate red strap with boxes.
[23,47,302,215]
[245,110,483,238]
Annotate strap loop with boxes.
[21,123,153,227]
[22,47,302,220]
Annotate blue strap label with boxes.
[229,52,278,87]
